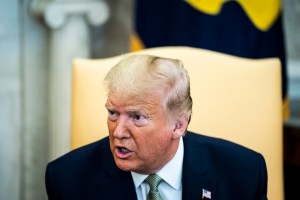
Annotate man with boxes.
[46,55,268,199]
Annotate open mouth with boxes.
[118,147,130,153]
[115,146,133,159]
[114,146,133,159]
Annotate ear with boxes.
[172,114,189,139]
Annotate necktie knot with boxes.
[144,174,163,200]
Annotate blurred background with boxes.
[0,0,299,199]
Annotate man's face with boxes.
[105,92,182,174]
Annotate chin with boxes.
[114,159,135,172]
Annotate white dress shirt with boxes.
[131,137,184,200]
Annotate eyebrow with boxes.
[105,104,151,115]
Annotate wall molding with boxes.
[30,0,109,159]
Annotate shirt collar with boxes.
[131,137,184,190]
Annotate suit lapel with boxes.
[99,172,137,200]
[182,134,216,200]
[99,147,137,200]
[84,144,138,200]
[84,170,137,200]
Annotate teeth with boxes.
[120,148,129,153]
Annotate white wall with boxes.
[0,0,23,199]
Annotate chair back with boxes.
[71,46,283,200]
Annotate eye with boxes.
[107,109,118,121]
[133,114,142,120]
[131,113,148,126]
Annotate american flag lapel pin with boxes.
[202,188,211,199]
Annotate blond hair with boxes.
[104,54,193,120]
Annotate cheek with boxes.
[138,130,173,154]
[107,120,116,133]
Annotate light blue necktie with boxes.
[144,174,163,200]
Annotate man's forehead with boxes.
[106,94,161,108]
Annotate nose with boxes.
[112,115,130,139]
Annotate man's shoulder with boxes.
[45,137,123,199]
[184,131,263,158]
[183,131,266,179]
[182,132,267,199]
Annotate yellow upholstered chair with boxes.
[71,46,283,200]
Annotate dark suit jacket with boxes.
[46,131,267,200]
